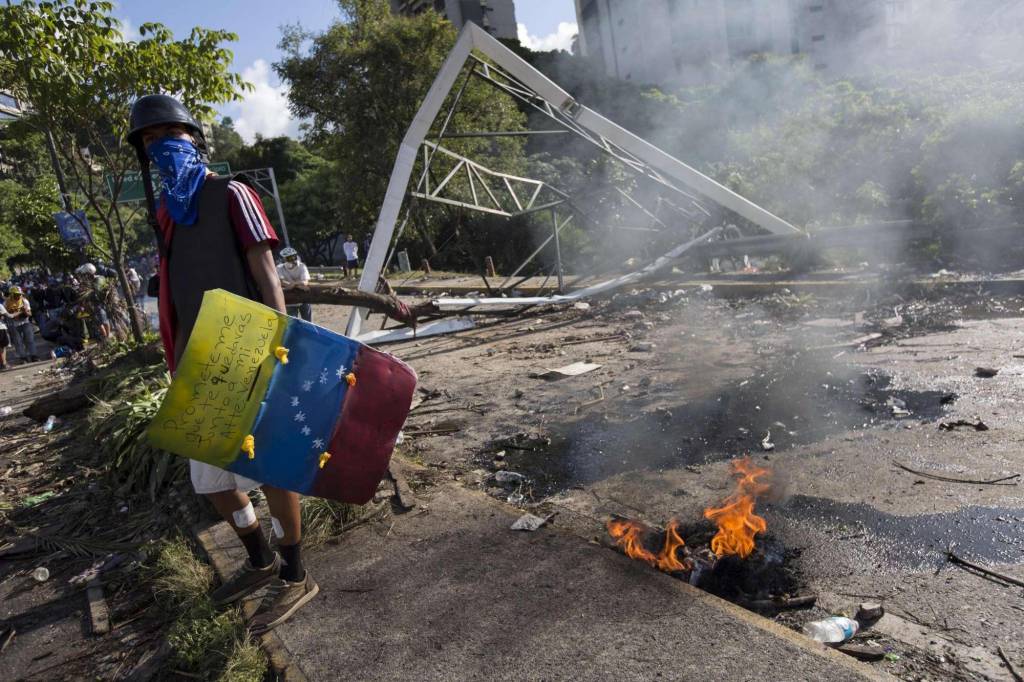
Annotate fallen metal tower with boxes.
[348,22,802,338]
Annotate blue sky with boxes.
[114,1,578,141]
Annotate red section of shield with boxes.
[313,346,417,503]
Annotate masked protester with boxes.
[276,247,312,322]
[128,94,317,632]
[4,285,38,363]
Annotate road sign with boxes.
[106,162,231,203]
[54,210,92,246]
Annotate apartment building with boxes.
[389,0,518,40]
[575,0,926,86]
[575,0,793,85]
[0,91,24,122]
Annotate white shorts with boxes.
[189,460,262,495]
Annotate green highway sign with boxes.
[106,162,231,203]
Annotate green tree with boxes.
[276,156,345,263]
[0,178,79,274]
[231,135,317,183]
[0,121,53,185]
[210,116,245,166]
[0,0,248,341]
[275,0,527,261]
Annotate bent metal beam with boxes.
[347,22,801,338]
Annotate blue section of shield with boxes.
[227,319,359,493]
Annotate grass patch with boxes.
[90,372,187,500]
[300,497,376,549]
[151,537,267,682]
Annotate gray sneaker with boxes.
[248,571,319,634]
[211,553,281,606]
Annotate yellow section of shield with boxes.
[147,289,286,467]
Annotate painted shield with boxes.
[147,289,417,503]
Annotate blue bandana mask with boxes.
[146,137,208,226]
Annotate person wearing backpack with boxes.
[127,95,318,633]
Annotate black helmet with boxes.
[127,94,206,154]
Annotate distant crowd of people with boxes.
[0,256,154,369]
[0,234,374,369]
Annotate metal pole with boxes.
[45,129,72,212]
[267,167,290,247]
[551,207,564,293]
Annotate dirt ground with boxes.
[4,275,1024,680]
[309,279,1024,681]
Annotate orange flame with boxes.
[703,457,772,559]
[606,518,694,573]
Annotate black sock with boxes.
[278,542,305,582]
[239,528,275,569]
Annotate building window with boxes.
[811,34,825,42]
[0,92,17,109]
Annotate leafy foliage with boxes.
[0,0,247,338]
[151,537,267,681]
[89,364,186,500]
[275,0,528,264]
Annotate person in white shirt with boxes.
[125,266,146,316]
[341,234,358,279]
[0,302,10,370]
[276,247,312,321]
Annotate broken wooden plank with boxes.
[533,362,602,380]
[86,578,110,635]
[836,643,886,662]
[998,646,1024,682]
[388,460,418,512]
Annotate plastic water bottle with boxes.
[42,415,57,433]
[802,616,859,644]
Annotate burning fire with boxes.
[703,457,772,559]
[606,458,773,574]
[606,518,693,573]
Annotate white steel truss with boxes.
[410,141,565,217]
[348,22,802,337]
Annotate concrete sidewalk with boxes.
[204,484,884,681]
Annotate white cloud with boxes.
[115,16,141,42]
[224,59,299,142]
[517,21,578,52]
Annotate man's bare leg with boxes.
[262,485,304,580]
[205,489,279,606]
[249,484,317,633]
[206,489,258,534]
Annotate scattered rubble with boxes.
[510,513,553,532]
[534,362,601,381]
[938,418,989,432]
